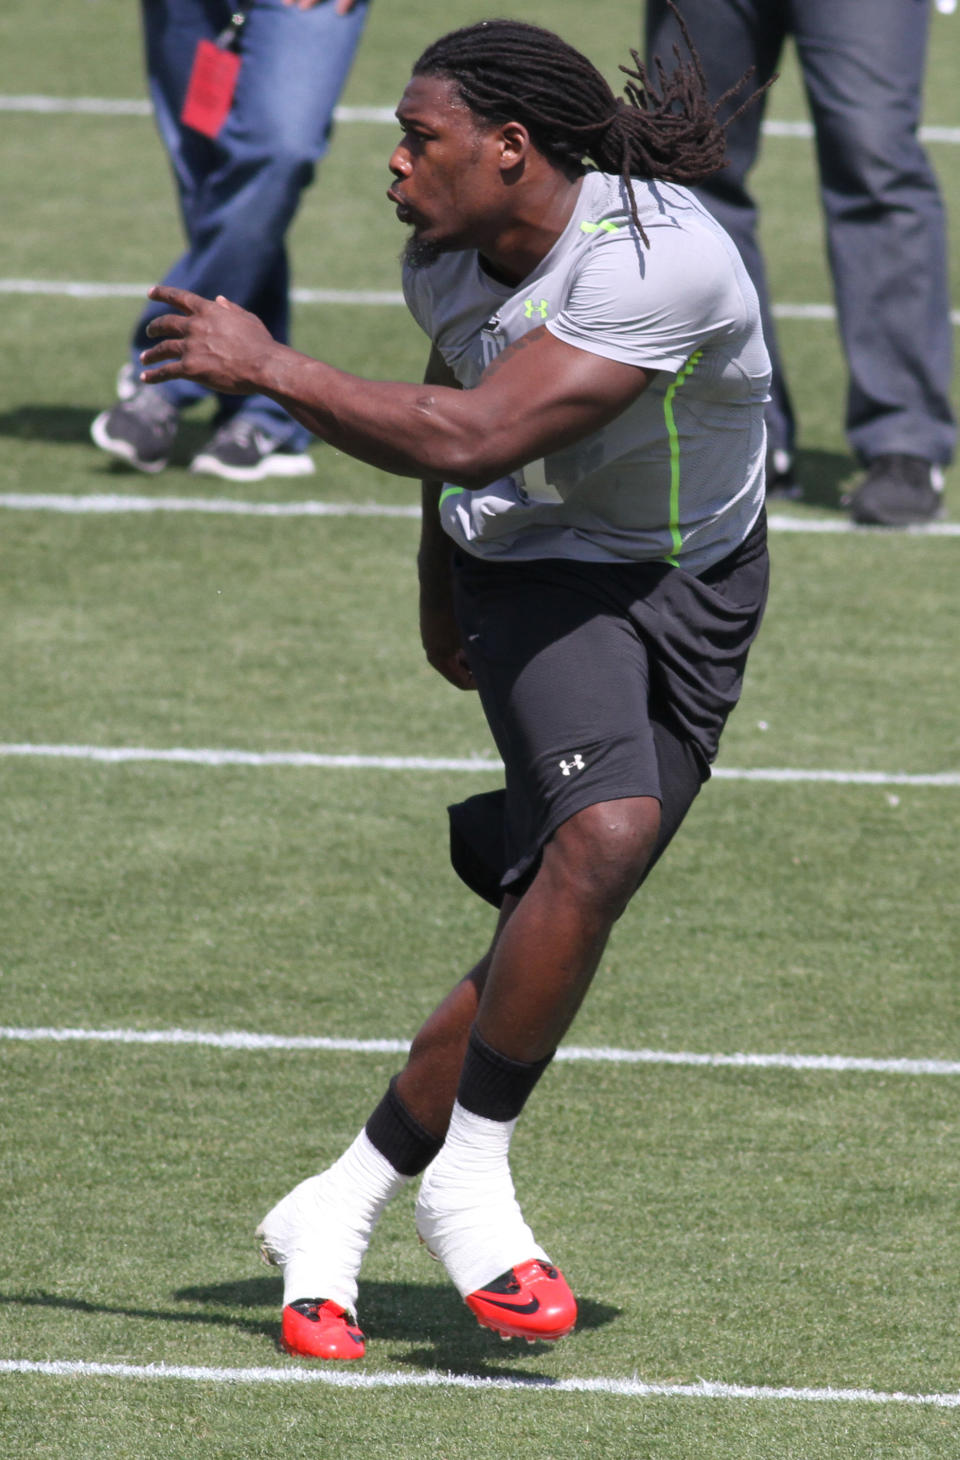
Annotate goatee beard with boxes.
[402,234,442,271]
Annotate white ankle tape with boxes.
[414,1101,547,1298]
[258,1130,407,1313]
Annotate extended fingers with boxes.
[138,360,182,385]
[146,283,209,314]
[139,336,184,367]
[144,312,191,341]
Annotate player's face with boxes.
[387,74,504,260]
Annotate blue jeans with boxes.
[133,0,371,448]
[646,0,955,465]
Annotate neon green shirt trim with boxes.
[662,349,703,565]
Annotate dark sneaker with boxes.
[90,387,178,473]
[465,1259,577,1343]
[846,455,945,526]
[280,1299,365,1360]
[190,418,315,482]
[765,447,802,500]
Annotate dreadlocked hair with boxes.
[413,8,766,246]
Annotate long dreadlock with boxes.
[413,6,766,246]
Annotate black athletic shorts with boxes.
[447,510,769,905]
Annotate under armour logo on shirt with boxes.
[559,754,585,776]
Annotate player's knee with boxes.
[546,797,660,921]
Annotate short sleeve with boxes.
[546,229,744,374]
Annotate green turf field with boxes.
[1,2,958,1455]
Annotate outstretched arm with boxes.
[139,286,655,486]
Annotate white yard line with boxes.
[0,492,420,518]
[765,513,960,536]
[0,278,407,305]
[0,495,958,536]
[0,744,499,773]
[4,95,960,145]
[2,1025,959,1077]
[0,743,956,784]
[1,1356,958,1406]
[1,278,959,327]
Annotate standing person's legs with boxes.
[794,0,955,521]
[645,0,796,468]
[94,0,371,471]
[137,0,371,446]
[120,0,252,419]
[90,0,218,470]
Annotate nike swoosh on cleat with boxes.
[474,1294,541,1315]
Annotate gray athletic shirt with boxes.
[403,170,770,575]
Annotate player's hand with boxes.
[140,285,276,395]
[420,599,476,691]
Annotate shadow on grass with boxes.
[785,447,857,511]
[0,403,214,466]
[0,1287,275,1342]
[176,1275,621,1377]
[3,1276,620,1376]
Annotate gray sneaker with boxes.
[189,417,315,483]
[846,455,945,527]
[90,386,178,473]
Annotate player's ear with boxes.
[498,120,532,172]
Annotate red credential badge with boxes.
[180,37,242,139]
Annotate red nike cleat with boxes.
[465,1259,577,1342]
[280,1299,366,1360]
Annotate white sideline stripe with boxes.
[772,302,960,329]
[0,743,956,785]
[2,278,959,328]
[0,496,958,538]
[762,117,960,145]
[0,492,419,518]
[0,278,406,306]
[1,279,959,326]
[2,1026,959,1077]
[710,766,960,786]
[4,96,960,145]
[0,1026,409,1055]
[765,513,960,537]
[0,97,395,122]
[1,1357,958,1406]
[0,744,500,773]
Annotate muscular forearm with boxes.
[141,287,653,489]
[254,342,486,482]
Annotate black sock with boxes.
[364,1075,444,1176]
[456,1026,554,1123]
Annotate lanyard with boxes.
[215,6,251,50]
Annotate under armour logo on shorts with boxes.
[559,754,585,776]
